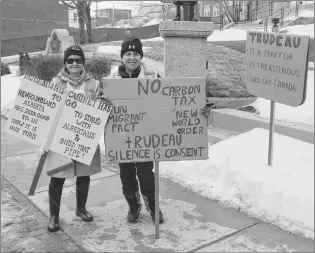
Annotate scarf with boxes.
[118,64,141,78]
[57,68,93,89]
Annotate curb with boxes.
[207,97,257,109]
[210,108,314,144]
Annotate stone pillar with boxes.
[159,21,213,78]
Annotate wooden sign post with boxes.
[245,31,310,166]
[155,161,160,239]
[103,77,209,238]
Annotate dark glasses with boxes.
[66,58,83,64]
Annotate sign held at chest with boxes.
[103,77,208,163]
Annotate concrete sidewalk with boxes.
[1,118,314,252]
[1,175,84,252]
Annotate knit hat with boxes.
[64,45,85,65]
[120,36,143,58]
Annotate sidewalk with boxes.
[1,117,314,252]
[1,175,84,252]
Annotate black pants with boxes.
[49,176,90,189]
[119,162,155,196]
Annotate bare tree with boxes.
[61,0,92,44]
[212,1,244,23]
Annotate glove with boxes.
[201,103,214,118]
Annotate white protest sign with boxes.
[245,31,309,106]
[104,77,208,163]
[4,75,66,147]
[49,90,112,165]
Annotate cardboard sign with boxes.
[245,31,309,106]
[4,75,65,147]
[104,77,208,163]
[49,90,112,165]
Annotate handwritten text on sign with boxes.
[4,75,65,147]
[49,91,112,165]
[245,31,309,106]
[104,77,208,163]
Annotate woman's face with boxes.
[122,51,142,71]
[65,55,84,74]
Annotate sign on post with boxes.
[49,90,112,165]
[104,77,209,163]
[245,31,309,106]
[245,31,310,166]
[4,75,66,147]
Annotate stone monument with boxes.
[44,29,75,57]
[159,21,213,78]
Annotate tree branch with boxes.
[60,0,76,9]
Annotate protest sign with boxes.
[245,31,309,106]
[4,75,66,147]
[49,90,112,165]
[103,77,208,163]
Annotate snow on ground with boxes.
[159,128,314,239]
[143,18,162,27]
[1,72,23,118]
[1,191,44,252]
[251,69,314,126]
[284,24,314,38]
[144,29,249,42]
[142,22,314,42]
[1,59,314,241]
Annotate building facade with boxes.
[1,0,68,39]
[96,8,132,27]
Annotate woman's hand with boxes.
[100,97,112,105]
[201,103,215,118]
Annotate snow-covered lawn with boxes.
[284,24,314,38]
[160,128,314,240]
[144,29,249,42]
[142,23,314,43]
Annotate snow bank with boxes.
[284,24,314,38]
[1,74,23,118]
[159,128,314,239]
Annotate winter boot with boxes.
[142,194,164,224]
[76,176,93,222]
[47,178,64,232]
[124,191,142,223]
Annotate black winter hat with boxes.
[64,45,85,65]
[120,36,143,58]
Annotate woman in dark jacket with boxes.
[107,37,164,224]
[106,36,211,224]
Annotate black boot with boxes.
[142,194,164,224]
[124,191,142,223]
[76,176,93,222]
[47,178,64,232]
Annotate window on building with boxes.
[74,13,78,22]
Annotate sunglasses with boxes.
[66,58,83,64]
